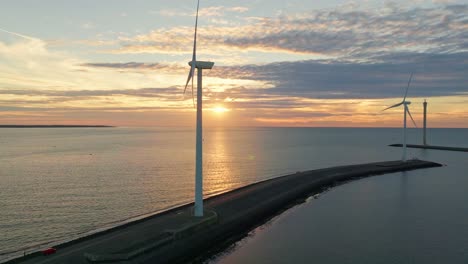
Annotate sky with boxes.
[0,0,467,127]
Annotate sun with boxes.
[211,106,230,113]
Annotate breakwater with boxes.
[9,159,441,264]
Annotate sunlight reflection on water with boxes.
[1,127,466,262]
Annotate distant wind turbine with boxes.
[383,73,418,162]
[184,0,214,217]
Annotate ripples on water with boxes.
[0,127,466,262]
[210,128,468,264]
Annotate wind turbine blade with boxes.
[184,0,200,106]
[183,70,193,95]
[192,0,199,62]
[403,72,413,101]
[190,0,200,108]
[406,107,418,128]
[191,72,195,108]
[183,0,200,100]
[383,101,404,111]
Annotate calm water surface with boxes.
[0,127,466,262]
[211,129,468,264]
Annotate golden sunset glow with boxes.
[211,106,230,114]
[0,1,466,128]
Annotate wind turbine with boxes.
[184,0,214,217]
[383,73,417,162]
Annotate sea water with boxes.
[210,128,468,264]
[0,127,466,262]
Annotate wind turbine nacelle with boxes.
[189,61,215,69]
[405,101,411,105]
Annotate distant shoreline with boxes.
[0,125,114,128]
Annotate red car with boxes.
[41,248,57,256]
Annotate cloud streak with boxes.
[116,4,468,60]
[79,51,468,100]
[1,3,467,127]
[156,6,249,18]
[0,28,38,41]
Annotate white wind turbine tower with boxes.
[184,0,214,217]
[383,73,418,162]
